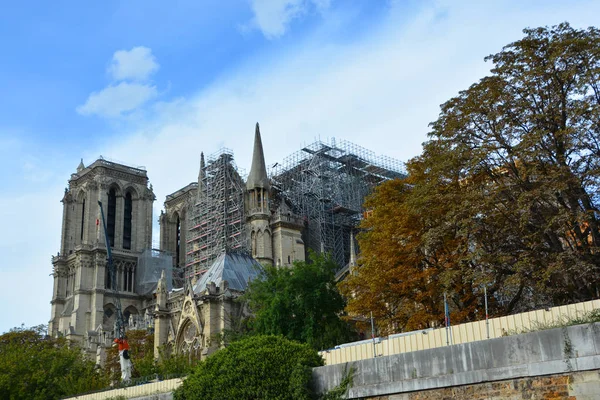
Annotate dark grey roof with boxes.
[193,251,263,294]
[246,122,270,190]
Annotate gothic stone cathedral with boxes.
[49,124,306,359]
[50,123,404,360]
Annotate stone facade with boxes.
[366,372,600,399]
[49,123,325,360]
[49,158,155,353]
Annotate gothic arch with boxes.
[122,185,140,200]
[123,190,134,250]
[123,305,139,326]
[175,318,202,358]
[264,229,272,259]
[170,210,180,223]
[257,230,264,257]
[106,181,123,196]
[76,189,87,202]
[75,190,87,244]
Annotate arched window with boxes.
[176,216,181,267]
[107,188,116,247]
[123,267,134,292]
[123,192,132,249]
[105,266,113,290]
[80,198,86,242]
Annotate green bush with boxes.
[174,335,324,400]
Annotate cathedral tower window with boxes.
[176,216,181,268]
[123,267,134,292]
[105,266,114,290]
[80,198,85,242]
[123,192,133,249]
[107,188,116,247]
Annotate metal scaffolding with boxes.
[270,138,405,269]
[185,149,247,278]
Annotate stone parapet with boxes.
[312,322,600,399]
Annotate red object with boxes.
[96,218,100,226]
[113,338,130,351]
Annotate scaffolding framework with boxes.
[270,138,405,269]
[185,149,247,277]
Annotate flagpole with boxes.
[484,285,490,339]
[370,311,376,358]
[444,292,450,346]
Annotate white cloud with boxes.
[248,0,330,39]
[76,82,158,118]
[77,47,160,118]
[108,46,159,82]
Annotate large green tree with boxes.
[0,325,108,400]
[343,23,600,332]
[173,335,323,400]
[245,252,355,350]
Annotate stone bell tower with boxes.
[49,158,155,347]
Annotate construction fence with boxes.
[320,298,600,365]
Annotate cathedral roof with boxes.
[246,122,270,190]
[193,251,263,294]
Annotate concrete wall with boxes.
[312,322,600,399]
[321,298,600,365]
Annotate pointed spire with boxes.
[197,152,205,202]
[77,158,85,173]
[198,152,205,183]
[246,122,270,190]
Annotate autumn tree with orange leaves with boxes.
[341,23,600,334]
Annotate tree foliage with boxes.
[245,252,355,350]
[173,335,323,400]
[342,23,600,333]
[0,325,108,400]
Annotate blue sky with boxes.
[1,0,599,334]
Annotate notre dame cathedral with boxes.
[49,123,404,360]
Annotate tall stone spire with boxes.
[198,152,205,186]
[197,152,205,201]
[246,122,270,190]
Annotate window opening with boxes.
[107,188,116,247]
[176,216,181,267]
[105,266,113,290]
[80,198,85,241]
[123,192,132,249]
